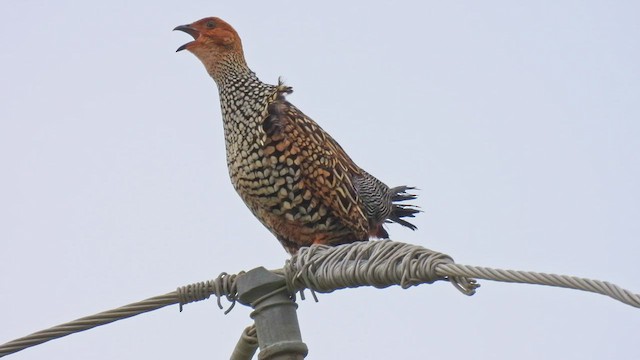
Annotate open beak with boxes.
[174,24,200,52]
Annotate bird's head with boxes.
[174,17,242,53]
[174,17,247,79]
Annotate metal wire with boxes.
[1,240,638,358]
[230,324,258,360]
[0,273,241,357]
[0,293,177,357]
[436,263,640,308]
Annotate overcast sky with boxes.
[1,1,639,359]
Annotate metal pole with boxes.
[237,267,308,360]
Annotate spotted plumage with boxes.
[175,17,420,254]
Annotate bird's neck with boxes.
[210,53,278,144]
[210,55,277,117]
[207,53,276,103]
[204,52,256,87]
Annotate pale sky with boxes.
[1,1,639,359]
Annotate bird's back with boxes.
[221,81,418,253]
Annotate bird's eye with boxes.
[206,21,215,29]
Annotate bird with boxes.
[174,17,420,254]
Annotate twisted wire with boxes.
[0,273,240,358]
[436,263,640,308]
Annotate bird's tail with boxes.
[386,186,420,230]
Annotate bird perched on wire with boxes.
[174,17,420,254]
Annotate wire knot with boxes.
[283,240,478,295]
[176,272,244,313]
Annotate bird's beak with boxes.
[174,24,200,52]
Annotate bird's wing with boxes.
[262,95,369,237]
